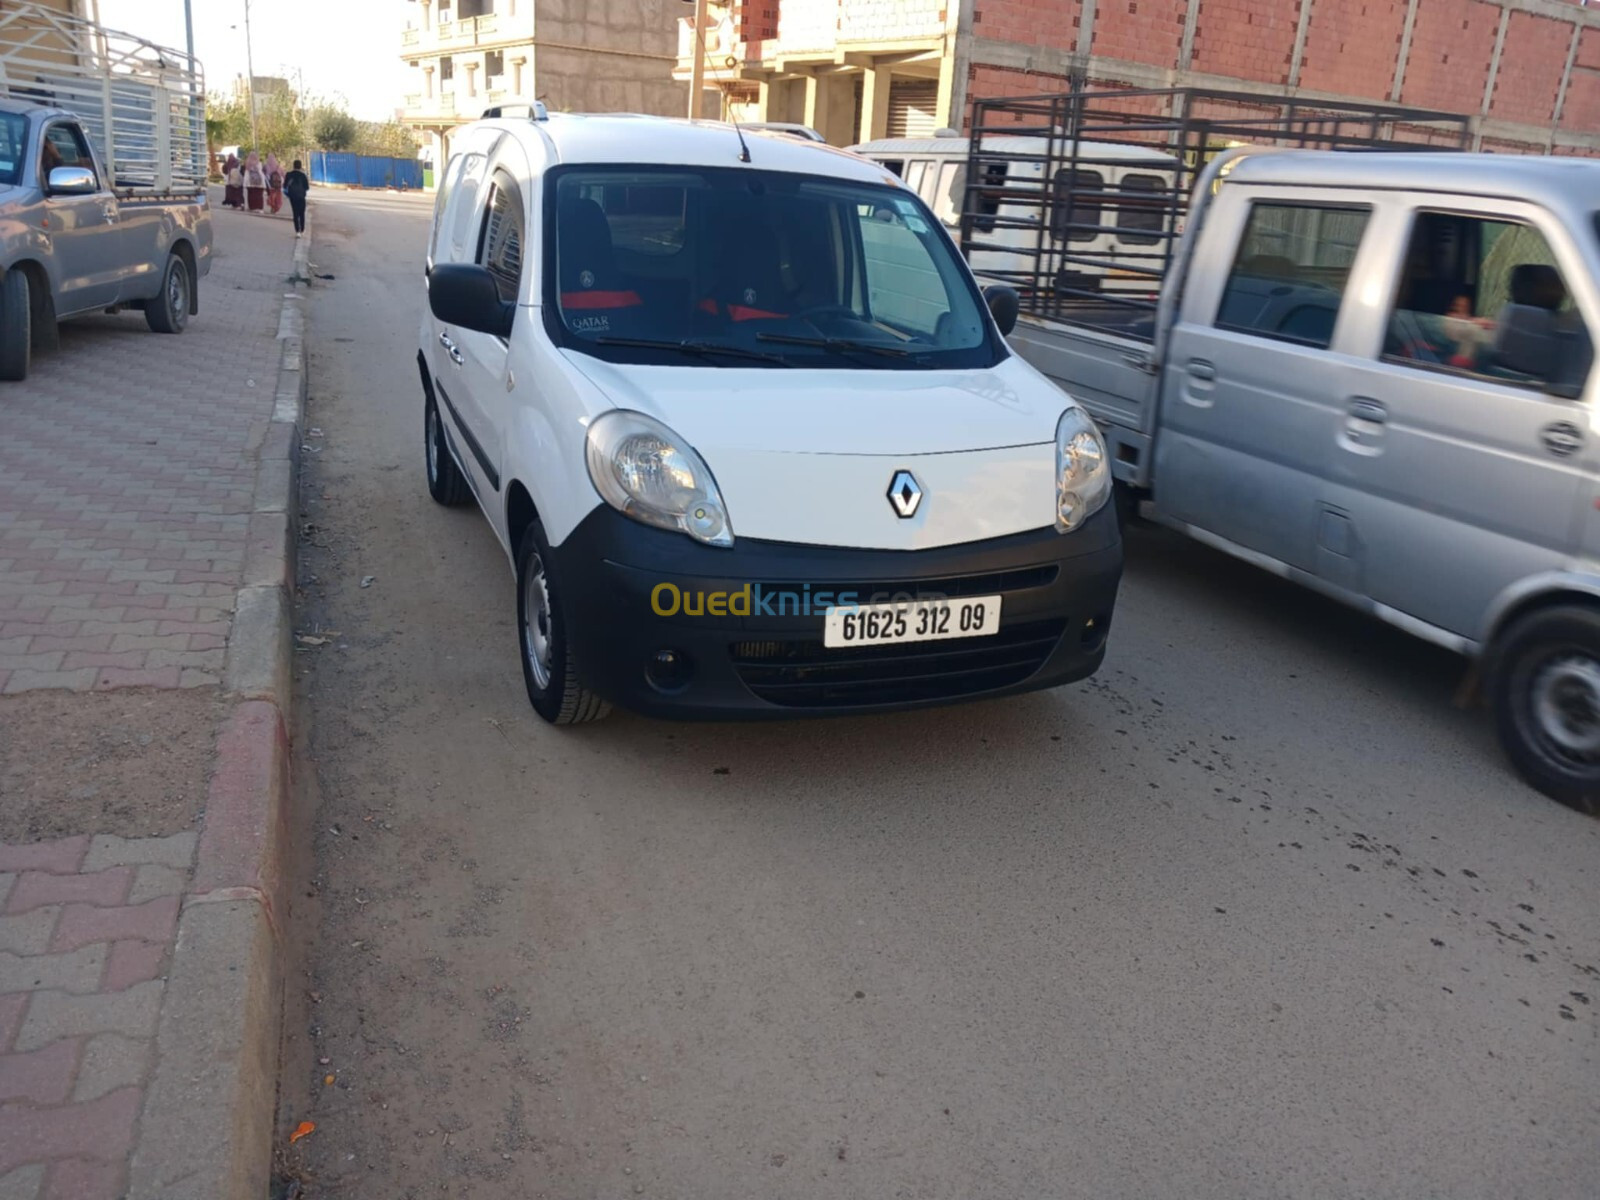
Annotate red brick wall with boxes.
[1488,11,1570,124]
[735,0,779,43]
[1091,0,1186,69]
[1191,0,1298,85]
[970,0,1083,52]
[1399,0,1498,114]
[1298,0,1409,99]
[1578,28,1600,71]
[1559,70,1600,132]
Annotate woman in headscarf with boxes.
[265,152,284,216]
[222,152,243,209]
[243,149,265,213]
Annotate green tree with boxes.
[204,97,251,150]
[354,120,420,159]
[308,104,358,152]
[253,89,303,157]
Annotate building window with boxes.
[439,56,454,82]
[486,50,504,79]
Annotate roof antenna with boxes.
[686,0,750,162]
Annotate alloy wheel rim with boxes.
[523,553,553,691]
[1531,654,1600,762]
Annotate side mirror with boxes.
[428,263,514,338]
[984,284,1019,337]
[47,166,97,195]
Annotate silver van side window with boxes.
[1215,201,1371,350]
[1049,169,1104,244]
[1384,211,1593,398]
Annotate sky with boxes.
[96,0,413,121]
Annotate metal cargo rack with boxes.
[0,0,206,194]
[959,86,1471,337]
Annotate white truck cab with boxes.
[419,112,1121,723]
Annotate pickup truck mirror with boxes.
[428,263,514,338]
[46,166,97,196]
[983,285,1020,337]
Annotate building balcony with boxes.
[673,11,760,84]
[401,13,516,57]
[401,90,461,127]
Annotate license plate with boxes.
[823,595,1003,648]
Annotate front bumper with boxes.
[548,503,1123,719]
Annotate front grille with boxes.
[749,564,1057,605]
[730,618,1068,708]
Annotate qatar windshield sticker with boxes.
[0,162,13,174]
[892,197,918,217]
[903,215,929,234]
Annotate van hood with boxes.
[562,351,1069,549]
[561,352,1062,456]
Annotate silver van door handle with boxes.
[1187,360,1216,381]
[438,331,463,366]
[1348,398,1387,424]
[1542,421,1583,458]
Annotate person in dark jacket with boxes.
[282,160,310,236]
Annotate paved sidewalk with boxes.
[0,203,306,1199]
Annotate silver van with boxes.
[1004,145,1600,812]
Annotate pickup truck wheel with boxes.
[516,519,611,726]
[144,253,189,334]
[0,267,32,381]
[1489,605,1600,816]
[424,392,471,506]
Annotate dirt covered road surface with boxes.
[279,188,1600,1200]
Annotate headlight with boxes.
[1055,406,1111,533]
[584,410,734,547]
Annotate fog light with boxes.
[646,648,694,693]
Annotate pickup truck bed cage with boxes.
[960,87,1471,337]
[0,0,205,195]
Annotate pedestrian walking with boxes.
[265,152,284,215]
[243,149,265,213]
[222,153,243,208]
[283,159,310,237]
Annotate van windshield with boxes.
[546,166,1002,370]
[0,113,27,187]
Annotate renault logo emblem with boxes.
[887,470,922,518]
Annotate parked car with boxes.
[0,3,212,380]
[418,113,1122,723]
[991,101,1600,810]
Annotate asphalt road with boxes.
[280,187,1599,1200]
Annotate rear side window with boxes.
[1384,211,1592,396]
[0,113,27,186]
[475,171,525,304]
[1115,173,1164,246]
[972,159,1006,234]
[1216,202,1371,349]
[1050,169,1103,244]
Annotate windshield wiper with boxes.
[593,336,791,366]
[755,332,911,359]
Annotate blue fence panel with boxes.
[310,152,424,190]
[311,151,359,186]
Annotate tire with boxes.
[1488,604,1600,816]
[144,253,189,334]
[0,267,31,382]
[424,390,471,506]
[515,519,611,726]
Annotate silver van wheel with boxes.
[1531,655,1600,761]
[522,551,553,691]
[426,403,441,483]
[1489,604,1600,816]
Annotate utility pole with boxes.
[183,0,194,67]
[687,0,706,121]
[242,0,258,148]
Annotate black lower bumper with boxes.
[548,504,1123,719]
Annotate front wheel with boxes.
[144,253,189,334]
[0,267,31,381]
[1489,605,1600,816]
[516,520,611,726]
